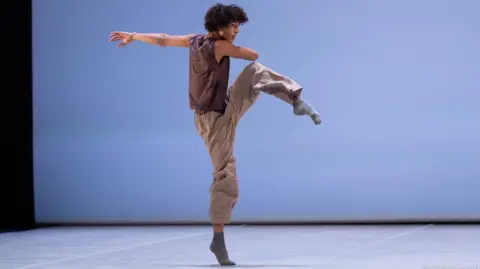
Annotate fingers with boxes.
[108,32,122,42]
[108,31,128,42]
[109,36,122,42]
[109,31,131,47]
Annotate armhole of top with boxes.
[211,40,223,65]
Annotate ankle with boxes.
[213,224,223,233]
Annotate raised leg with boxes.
[227,61,321,125]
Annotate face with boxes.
[219,22,240,42]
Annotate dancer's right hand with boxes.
[109,31,134,47]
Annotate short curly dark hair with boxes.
[204,3,249,32]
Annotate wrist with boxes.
[129,32,137,41]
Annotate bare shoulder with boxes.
[184,33,201,41]
[214,40,235,54]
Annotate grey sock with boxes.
[293,96,321,125]
[210,232,236,266]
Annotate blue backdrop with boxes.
[33,0,480,223]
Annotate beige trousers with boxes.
[194,62,303,224]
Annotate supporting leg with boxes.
[194,110,237,266]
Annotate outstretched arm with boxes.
[109,31,197,48]
[131,33,197,47]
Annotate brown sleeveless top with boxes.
[188,34,230,113]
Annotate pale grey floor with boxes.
[0,224,479,269]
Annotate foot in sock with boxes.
[210,232,236,266]
[293,96,321,125]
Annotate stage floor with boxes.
[1,224,479,268]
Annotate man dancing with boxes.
[109,3,321,266]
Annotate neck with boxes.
[207,32,224,40]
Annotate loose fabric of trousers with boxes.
[194,62,320,225]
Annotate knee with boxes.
[243,61,263,72]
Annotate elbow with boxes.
[250,52,259,61]
[155,34,169,47]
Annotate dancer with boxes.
[109,3,321,266]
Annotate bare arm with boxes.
[214,40,259,61]
[130,33,197,48]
